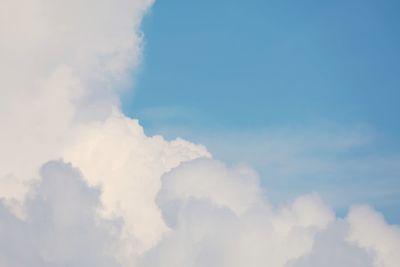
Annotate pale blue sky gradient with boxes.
[122,0,400,222]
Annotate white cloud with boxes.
[142,160,332,267]
[0,1,399,267]
[62,112,210,251]
[139,159,399,267]
[0,0,155,201]
[287,220,374,267]
[0,161,121,267]
[347,205,400,267]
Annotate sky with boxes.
[124,0,400,134]
[122,0,400,222]
[1,0,400,266]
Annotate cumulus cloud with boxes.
[141,159,333,267]
[0,0,155,201]
[0,0,399,267]
[347,205,400,267]
[62,112,210,251]
[0,161,121,267]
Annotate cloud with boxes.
[0,161,121,267]
[0,1,399,267]
[0,0,155,201]
[347,205,400,267]
[62,112,210,251]
[2,158,398,267]
[141,159,332,267]
[139,159,399,267]
[286,220,374,267]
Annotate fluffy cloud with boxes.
[62,112,210,251]
[347,206,400,267]
[0,0,399,267]
[0,0,155,201]
[140,159,390,267]
[141,160,332,267]
[0,161,121,267]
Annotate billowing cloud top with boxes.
[0,1,399,267]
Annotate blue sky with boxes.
[122,0,400,222]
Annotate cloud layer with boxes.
[0,1,399,266]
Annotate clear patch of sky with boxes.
[122,0,400,221]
